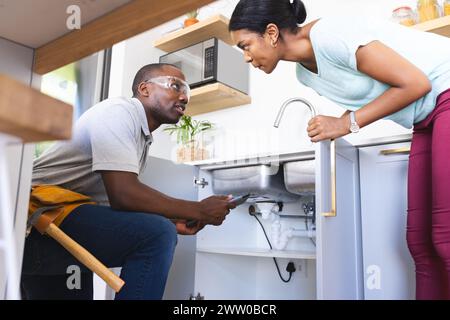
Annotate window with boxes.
[35,49,111,158]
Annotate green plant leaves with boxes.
[163,115,214,146]
[186,9,199,19]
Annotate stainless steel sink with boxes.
[283,160,315,195]
[211,164,298,202]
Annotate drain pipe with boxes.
[249,203,316,250]
[271,220,316,250]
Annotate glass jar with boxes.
[444,0,450,16]
[417,0,440,22]
[392,6,416,26]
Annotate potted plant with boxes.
[163,115,214,162]
[184,9,199,28]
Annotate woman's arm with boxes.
[353,40,431,127]
[307,41,431,142]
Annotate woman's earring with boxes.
[271,41,277,48]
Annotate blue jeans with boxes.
[21,204,178,300]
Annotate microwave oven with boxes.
[159,38,249,94]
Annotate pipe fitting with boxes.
[255,202,279,220]
[271,221,316,250]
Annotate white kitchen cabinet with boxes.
[141,137,363,300]
[139,157,199,300]
[192,167,317,300]
[359,142,415,300]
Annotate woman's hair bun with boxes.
[291,0,307,24]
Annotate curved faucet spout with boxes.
[273,97,317,128]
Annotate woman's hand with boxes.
[172,219,206,235]
[307,115,350,142]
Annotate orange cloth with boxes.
[29,185,96,227]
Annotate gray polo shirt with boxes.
[32,97,153,205]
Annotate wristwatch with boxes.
[349,111,360,133]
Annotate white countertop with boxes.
[353,133,412,148]
[184,133,412,168]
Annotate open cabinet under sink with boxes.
[136,138,363,300]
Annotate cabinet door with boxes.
[315,139,364,299]
[139,156,199,300]
[359,142,414,299]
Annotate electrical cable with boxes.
[250,212,293,283]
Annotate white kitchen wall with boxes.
[108,0,423,162]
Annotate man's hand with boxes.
[197,195,235,226]
[172,220,205,235]
[307,115,350,142]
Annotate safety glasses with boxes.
[144,76,191,101]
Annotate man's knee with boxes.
[138,214,178,249]
[156,216,178,247]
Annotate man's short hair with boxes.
[132,63,179,97]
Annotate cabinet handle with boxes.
[322,139,337,217]
[379,147,410,155]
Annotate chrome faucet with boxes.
[273,97,317,128]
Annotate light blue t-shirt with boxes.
[296,16,450,128]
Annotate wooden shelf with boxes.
[34,0,216,74]
[186,83,251,116]
[154,15,250,115]
[0,75,73,142]
[153,14,233,52]
[412,15,450,37]
[197,246,316,260]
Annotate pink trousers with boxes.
[407,88,450,300]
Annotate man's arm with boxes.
[100,171,234,225]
